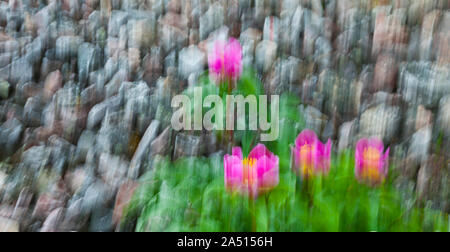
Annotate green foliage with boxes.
[125,151,448,232]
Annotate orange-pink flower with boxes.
[355,138,390,185]
[292,129,332,178]
[224,144,279,198]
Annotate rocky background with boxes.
[0,0,449,232]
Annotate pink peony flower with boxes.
[292,129,332,178]
[355,137,390,185]
[224,144,279,198]
[208,38,242,83]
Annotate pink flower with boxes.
[208,38,242,83]
[224,144,279,198]
[292,129,332,178]
[355,138,390,185]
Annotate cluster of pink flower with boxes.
[210,38,390,198]
[224,130,390,198]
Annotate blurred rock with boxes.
[173,133,203,160]
[417,156,449,212]
[55,36,82,61]
[178,45,206,80]
[255,40,277,73]
[0,217,19,232]
[263,16,280,43]
[98,153,128,190]
[150,126,173,156]
[78,43,101,86]
[128,120,160,179]
[337,119,358,152]
[108,11,128,37]
[40,207,64,232]
[419,10,441,61]
[44,70,62,101]
[408,126,432,165]
[87,95,122,130]
[23,97,44,127]
[199,2,224,41]
[359,103,401,144]
[159,12,189,52]
[113,181,138,226]
[372,53,398,93]
[437,95,450,142]
[127,14,156,50]
[0,80,9,99]
[398,62,450,108]
[301,105,328,137]
[0,118,23,160]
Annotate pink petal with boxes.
[367,137,385,153]
[232,146,243,159]
[295,129,319,149]
[256,155,279,192]
[248,144,273,160]
[224,154,243,189]
[355,138,369,177]
[224,38,242,79]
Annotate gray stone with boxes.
[199,2,224,40]
[173,133,203,160]
[255,40,277,73]
[301,105,328,136]
[338,120,358,152]
[0,217,19,232]
[159,18,188,53]
[40,207,64,232]
[127,14,156,49]
[0,118,24,160]
[0,80,10,99]
[104,58,119,83]
[55,36,82,61]
[0,52,12,69]
[82,180,114,214]
[78,43,102,86]
[417,157,449,211]
[240,28,262,66]
[89,205,114,232]
[87,95,122,130]
[314,36,332,71]
[62,198,88,231]
[398,62,450,108]
[290,6,304,57]
[123,81,153,134]
[178,45,206,80]
[20,146,51,172]
[98,153,128,189]
[108,11,129,37]
[76,130,96,162]
[263,16,280,43]
[24,37,45,65]
[437,95,450,140]
[23,97,44,127]
[128,120,160,179]
[96,116,130,155]
[359,104,401,144]
[150,126,173,157]
[7,57,33,85]
[408,126,432,165]
[105,69,127,98]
